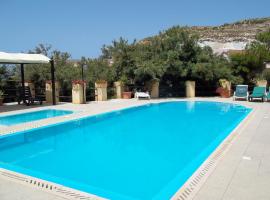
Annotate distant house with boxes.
[67,59,81,67]
[265,61,270,69]
[108,58,114,66]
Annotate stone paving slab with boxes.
[193,102,270,200]
[0,178,67,200]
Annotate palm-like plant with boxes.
[0,90,4,98]
[0,90,4,105]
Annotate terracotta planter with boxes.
[123,92,132,99]
[216,87,230,98]
[0,98,3,106]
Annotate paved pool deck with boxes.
[0,98,269,200]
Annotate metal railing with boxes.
[3,81,258,104]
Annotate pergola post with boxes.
[20,63,26,103]
[50,59,56,105]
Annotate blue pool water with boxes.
[0,109,73,126]
[0,101,251,200]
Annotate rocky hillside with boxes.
[193,17,270,43]
[194,17,270,54]
[142,17,270,55]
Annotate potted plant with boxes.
[122,91,132,99]
[122,85,132,99]
[216,79,231,98]
[216,87,230,98]
[0,90,4,106]
[120,77,132,99]
[254,77,267,87]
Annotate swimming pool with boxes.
[0,109,73,126]
[0,101,251,199]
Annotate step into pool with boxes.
[0,109,73,126]
[0,101,251,199]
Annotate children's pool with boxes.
[0,109,73,126]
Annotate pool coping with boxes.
[0,99,254,200]
[171,102,255,200]
[0,108,74,127]
[0,99,251,137]
[0,102,150,136]
[0,168,105,200]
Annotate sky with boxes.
[0,0,269,59]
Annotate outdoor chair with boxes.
[17,86,43,106]
[233,85,249,101]
[266,87,270,102]
[135,91,150,99]
[248,86,266,102]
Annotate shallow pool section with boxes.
[0,109,73,126]
[0,102,251,199]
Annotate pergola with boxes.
[0,52,56,105]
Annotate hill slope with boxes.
[193,17,270,43]
[194,17,270,54]
[142,17,270,54]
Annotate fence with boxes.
[1,80,259,103]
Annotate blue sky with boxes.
[1,0,269,58]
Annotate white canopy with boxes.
[0,51,51,64]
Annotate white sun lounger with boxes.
[135,92,150,99]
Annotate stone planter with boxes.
[46,80,60,103]
[114,81,124,99]
[123,92,132,99]
[72,80,86,104]
[185,81,195,98]
[147,79,159,98]
[95,80,107,101]
[256,79,267,87]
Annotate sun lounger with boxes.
[135,92,150,99]
[17,86,43,106]
[266,87,270,102]
[248,86,266,102]
[233,85,249,101]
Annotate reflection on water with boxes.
[186,101,195,113]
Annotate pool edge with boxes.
[0,99,253,200]
[170,104,255,200]
[0,168,106,200]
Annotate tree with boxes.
[256,29,270,49]
[133,36,166,84]
[230,29,270,84]
[101,37,137,84]
[98,26,236,90]
[82,58,114,86]
[0,65,9,88]
[23,44,80,93]
[156,27,235,83]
